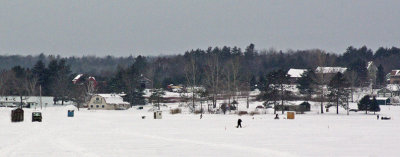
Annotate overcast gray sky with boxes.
[1,0,399,56]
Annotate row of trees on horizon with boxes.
[0,44,399,109]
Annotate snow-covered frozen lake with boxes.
[1,104,399,157]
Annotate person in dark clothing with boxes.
[377,114,379,120]
[274,114,279,119]
[237,119,242,128]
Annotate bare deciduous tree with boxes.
[70,84,87,111]
[204,53,221,109]
[230,56,240,101]
[184,54,197,111]
[345,70,358,102]
[315,52,328,114]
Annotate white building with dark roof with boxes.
[0,96,54,108]
[287,69,307,84]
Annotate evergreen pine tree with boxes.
[376,64,385,86]
[150,88,165,110]
[370,96,380,114]
[348,59,368,86]
[250,75,257,90]
[47,60,59,97]
[117,56,148,106]
[261,70,290,114]
[328,72,349,114]
[358,95,371,114]
[261,71,279,114]
[258,74,265,91]
[32,60,47,88]
[297,70,316,101]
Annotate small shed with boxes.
[11,108,24,122]
[154,111,162,119]
[66,105,76,117]
[68,110,74,117]
[32,112,42,122]
[287,112,295,119]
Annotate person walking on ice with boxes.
[237,119,242,128]
[274,114,279,119]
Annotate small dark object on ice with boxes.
[32,112,42,122]
[68,110,74,117]
[381,117,391,120]
[11,108,24,122]
[142,116,146,119]
[237,119,242,128]
[274,114,279,119]
[377,115,379,120]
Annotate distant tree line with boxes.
[0,44,399,106]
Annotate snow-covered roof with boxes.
[88,76,96,81]
[315,67,347,74]
[386,84,400,91]
[374,97,389,101]
[390,70,400,76]
[97,94,130,105]
[72,74,83,84]
[286,101,307,106]
[143,89,195,98]
[287,69,307,78]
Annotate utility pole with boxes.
[200,99,203,119]
[347,96,349,115]
[281,84,284,115]
[40,85,42,110]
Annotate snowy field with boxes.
[1,103,400,157]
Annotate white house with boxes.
[287,69,307,84]
[87,94,130,110]
[315,66,347,84]
[0,96,54,108]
